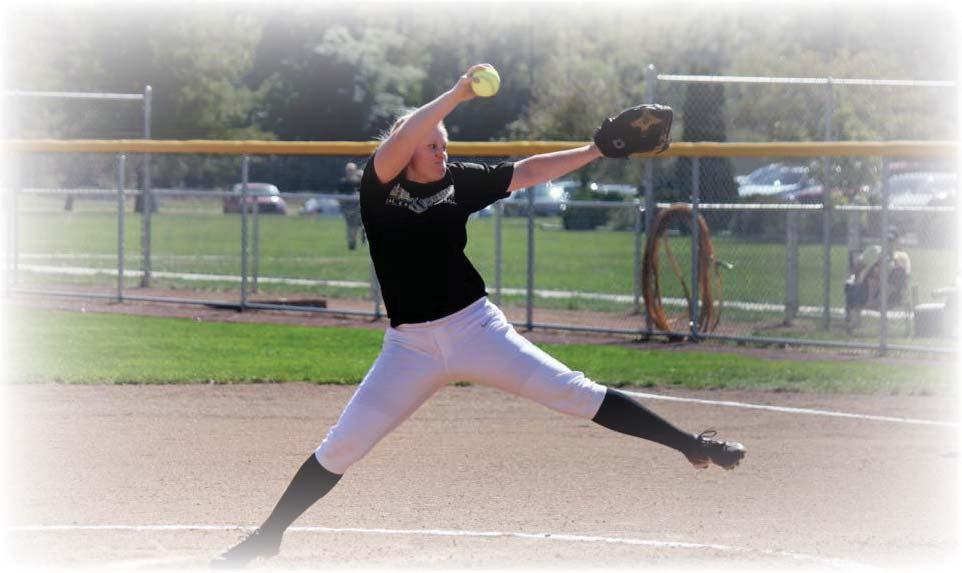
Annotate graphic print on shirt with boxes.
[385,183,458,214]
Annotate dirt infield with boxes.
[5,380,959,571]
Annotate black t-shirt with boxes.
[360,155,515,326]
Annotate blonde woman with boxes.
[214,64,744,568]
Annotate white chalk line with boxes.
[103,554,199,570]
[7,524,872,570]
[19,264,370,289]
[15,262,952,428]
[20,261,880,317]
[624,390,957,427]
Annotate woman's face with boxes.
[405,124,448,183]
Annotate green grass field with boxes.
[7,308,955,395]
[15,205,957,312]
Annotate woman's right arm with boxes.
[372,64,490,184]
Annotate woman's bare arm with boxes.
[372,64,491,184]
[507,144,603,193]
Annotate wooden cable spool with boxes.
[641,204,725,335]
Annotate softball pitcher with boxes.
[214,63,745,568]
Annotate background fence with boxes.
[653,73,957,143]
[3,139,957,355]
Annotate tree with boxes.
[247,11,429,190]
[672,81,738,228]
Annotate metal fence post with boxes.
[7,152,21,295]
[632,199,642,314]
[879,159,891,355]
[4,99,17,297]
[823,77,834,143]
[820,195,834,329]
[3,183,9,297]
[690,157,701,340]
[846,209,861,254]
[820,77,834,330]
[785,209,800,325]
[252,201,260,294]
[494,199,503,306]
[144,84,153,141]
[643,63,657,334]
[643,169,654,334]
[240,156,250,309]
[525,183,536,330]
[117,154,126,302]
[370,260,382,319]
[14,154,22,284]
[2,164,8,297]
[140,85,152,288]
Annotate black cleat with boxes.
[211,528,282,570]
[685,430,746,470]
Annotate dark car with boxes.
[223,183,288,215]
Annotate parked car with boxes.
[881,171,956,208]
[223,183,288,214]
[588,182,638,198]
[470,205,494,219]
[299,196,342,216]
[872,170,956,245]
[558,182,633,230]
[502,180,576,216]
[734,163,780,187]
[556,181,639,230]
[736,163,822,202]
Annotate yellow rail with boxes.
[1,139,957,158]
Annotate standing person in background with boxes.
[213,63,745,569]
[337,162,365,250]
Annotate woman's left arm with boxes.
[507,144,603,193]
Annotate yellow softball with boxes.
[471,66,501,97]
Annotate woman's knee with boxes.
[519,369,608,419]
[314,426,375,474]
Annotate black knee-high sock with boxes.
[591,388,695,452]
[260,453,341,535]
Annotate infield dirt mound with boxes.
[5,382,958,570]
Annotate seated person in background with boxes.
[845,229,911,312]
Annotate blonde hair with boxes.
[378,109,448,142]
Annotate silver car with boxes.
[502,180,574,216]
[736,163,822,201]
[223,183,288,214]
[299,196,342,216]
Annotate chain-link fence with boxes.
[639,151,957,353]
[6,143,957,355]
[653,73,957,144]
[650,71,956,234]
[8,151,384,318]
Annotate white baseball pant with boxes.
[315,297,608,474]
